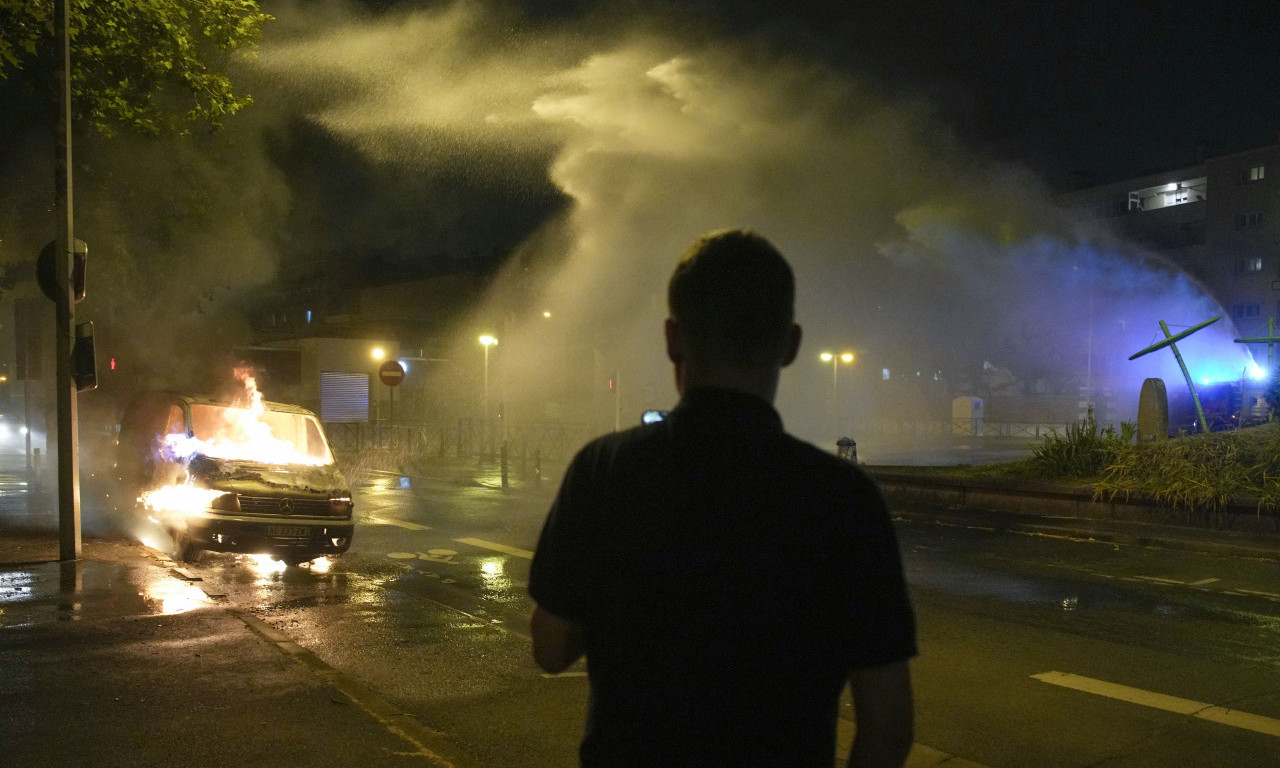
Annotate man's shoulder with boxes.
[569,422,670,472]
[777,431,870,472]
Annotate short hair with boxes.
[667,229,795,368]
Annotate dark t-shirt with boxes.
[529,387,917,767]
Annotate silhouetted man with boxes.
[530,229,916,767]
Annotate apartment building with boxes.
[1059,138,1280,337]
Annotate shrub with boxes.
[1022,414,1136,479]
[1095,423,1280,519]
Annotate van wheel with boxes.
[171,532,203,564]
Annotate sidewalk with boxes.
[0,526,484,768]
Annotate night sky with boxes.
[3,0,1280,418]
[579,0,1280,185]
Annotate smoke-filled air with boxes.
[247,0,1255,456]
[2,0,1255,476]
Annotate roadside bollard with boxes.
[836,437,857,463]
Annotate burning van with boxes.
[116,389,355,565]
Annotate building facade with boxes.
[1059,138,1280,339]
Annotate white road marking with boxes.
[1188,578,1220,586]
[541,671,588,679]
[454,537,534,559]
[1032,671,1280,738]
[363,515,430,531]
[1234,589,1280,599]
[1133,576,1183,585]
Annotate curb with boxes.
[890,507,1280,562]
[872,471,1280,563]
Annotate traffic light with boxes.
[73,322,97,392]
[36,238,87,303]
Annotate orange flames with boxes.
[162,367,329,467]
[140,368,332,521]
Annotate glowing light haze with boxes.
[257,1,1255,448]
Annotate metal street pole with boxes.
[54,0,81,561]
[479,335,497,421]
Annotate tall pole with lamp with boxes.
[819,351,855,399]
[479,335,498,420]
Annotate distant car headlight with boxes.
[329,496,353,517]
[210,492,241,512]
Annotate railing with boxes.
[853,420,1070,440]
[323,419,605,466]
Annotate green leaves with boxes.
[1094,424,1280,522]
[0,0,271,135]
[1023,413,1136,479]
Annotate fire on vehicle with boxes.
[115,371,354,566]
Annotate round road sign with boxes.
[378,360,405,387]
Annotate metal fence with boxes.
[324,419,604,465]
[855,420,1070,439]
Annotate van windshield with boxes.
[186,403,334,466]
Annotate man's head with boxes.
[666,230,802,398]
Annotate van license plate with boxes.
[268,525,307,537]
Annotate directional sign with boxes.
[378,360,405,387]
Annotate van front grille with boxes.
[238,496,330,517]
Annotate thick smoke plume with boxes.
[255,1,1250,454]
[2,0,1251,480]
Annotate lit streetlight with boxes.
[479,334,498,418]
[819,351,855,398]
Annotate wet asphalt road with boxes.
[180,462,1280,768]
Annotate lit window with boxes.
[1241,165,1266,183]
[1238,258,1263,273]
[881,368,891,380]
[306,310,313,324]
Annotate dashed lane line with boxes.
[1233,588,1280,600]
[1032,671,1280,738]
[1188,577,1220,586]
[454,537,534,559]
[1132,575,1184,585]
[362,515,430,531]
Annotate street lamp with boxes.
[819,351,855,398]
[479,334,498,418]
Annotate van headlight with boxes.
[329,496,353,517]
[210,492,241,512]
